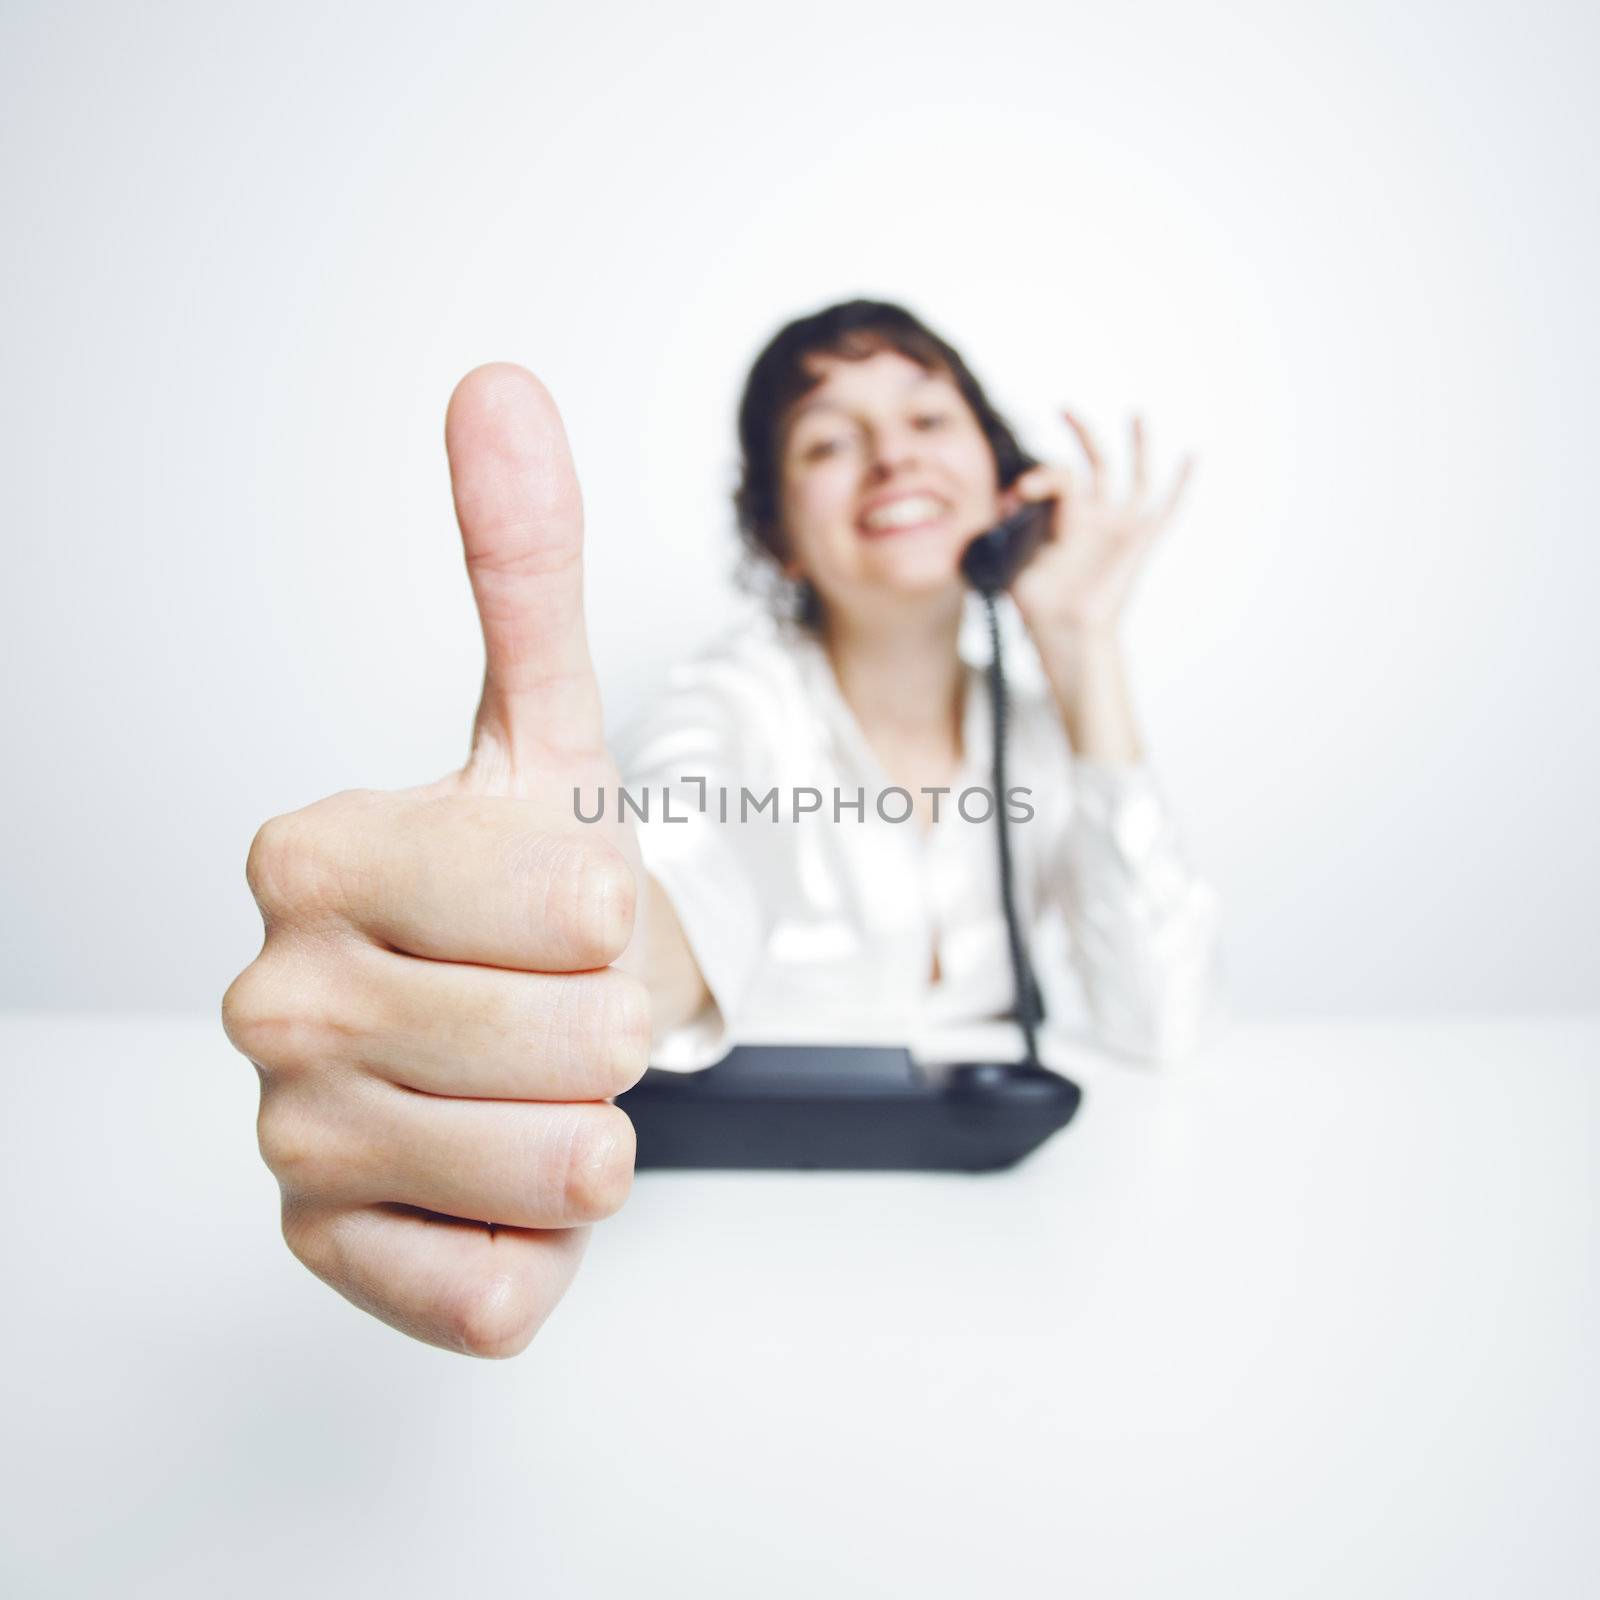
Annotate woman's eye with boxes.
[913,413,950,430]
[803,438,846,462]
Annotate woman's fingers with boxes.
[445,363,605,775]
[1157,455,1196,526]
[372,1095,637,1230]
[282,1199,591,1359]
[345,943,651,1102]
[256,786,635,972]
[1050,409,1190,529]
[1016,464,1073,503]
[1061,408,1105,493]
[260,1079,637,1229]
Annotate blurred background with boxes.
[3,0,1597,1017]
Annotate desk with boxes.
[1,1015,1595,1598]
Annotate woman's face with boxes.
[777,348,1003,624]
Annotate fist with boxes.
[222,365,647,1357]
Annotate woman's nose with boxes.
[866,426,922,479]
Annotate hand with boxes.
[1007,411,1193,640]
[222,364,647,1358]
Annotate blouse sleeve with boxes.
[615,659,776,1073]
[1052,757,1226,1063]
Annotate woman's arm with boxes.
[614,646,784,1069]
[1034,620,1224,1064]
[1031,626,1143,765]
[1050,754,1224,1063]
[1007,412,1223,1061]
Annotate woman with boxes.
[626,299,1222,1069]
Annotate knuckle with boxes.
[220,952,347,1077]
[279,1204,339,1280]
[256,1091,351,1191]
[448,1272,543,1360]
[220,963,272,1058]
[245,806,342,922]
[222,959,308,1068]
[559,1106,635,1222]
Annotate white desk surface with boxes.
[1,1013,1595,1599]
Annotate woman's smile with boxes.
[858,490,951,538]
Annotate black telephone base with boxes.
[617,1045,1082,1173]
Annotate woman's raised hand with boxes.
[1008,411,1193,639]
[222,365,648,1357]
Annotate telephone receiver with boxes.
[960,497,1054,592]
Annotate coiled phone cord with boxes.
[980,590,1044,1067]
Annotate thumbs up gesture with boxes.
[223,366,648,1357]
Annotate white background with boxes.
[3,0,1597,1015]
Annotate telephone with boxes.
[959,497,1054,592]
[616,498,1081,1172]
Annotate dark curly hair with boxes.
[733,299,1037,630]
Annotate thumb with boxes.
[445,363,604,777]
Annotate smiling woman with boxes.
[732,301,1038,632]
[619,298,1223,1070]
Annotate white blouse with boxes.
[617,598,1224,1071]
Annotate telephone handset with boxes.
[959,498,1054,592]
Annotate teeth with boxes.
[864,496,943,530]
